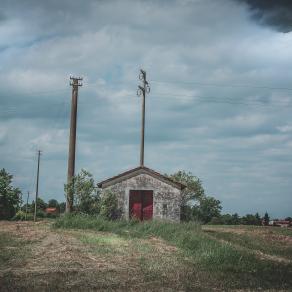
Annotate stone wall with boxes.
[103,173,181,221]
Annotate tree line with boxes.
[0,168,117,221]
[1,167,288,225]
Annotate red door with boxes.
[129,190,153,220]
[142,190,153,220]
[129,190,142,220]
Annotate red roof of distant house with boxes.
[45,207,57,214]
[274,220,290,225]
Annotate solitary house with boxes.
[98,70,185,221]
[98,166,185,221]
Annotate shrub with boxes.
[0,169,22,220]
[64,169,100,214]
[12,210,33,221]
[99,190,121,220]
[46,212,58,219]
[208,217,223,225]
[36,210,46,218]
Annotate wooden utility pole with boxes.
[34,150,41,222]
[137,69,150,166]
[66,76,82,213]
[25,191,29,220]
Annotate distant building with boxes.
[273,220,291,228]
[97,166,185,222]
[45,207,58,215]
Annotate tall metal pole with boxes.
[66,76,82,213]
[34,150,41,222]
[137,69,150,166]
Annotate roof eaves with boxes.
[97,166,186,190]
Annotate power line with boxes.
[0,88,68,98]
[151,92,292,107]
[0,101,70,116]
[151,80,292,91]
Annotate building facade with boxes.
[97,166,185,222]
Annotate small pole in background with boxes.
[34,150,41,222]
[137,69,150,167]
[19,192,23,212]
[25,191,29,220]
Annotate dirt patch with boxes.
[0,222,191,291]
[261,232,292,245]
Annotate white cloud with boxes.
[277,125,292,133]
[0,0,292,217]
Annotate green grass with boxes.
[0,232,30,268]
[207,224,292,237]
[78,232,129,255]
[53,214,292,290]
[205,227,292,260]
[66,230,196,290]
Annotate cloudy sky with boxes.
[1,0,292,218]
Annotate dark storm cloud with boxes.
[0,11,5,22]
[237,0,292,32]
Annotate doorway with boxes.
[129,190,153,220]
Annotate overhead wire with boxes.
[1,78,291,197]
[150,79,292,91]
[151,92,292,107]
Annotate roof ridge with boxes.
[97,166,185,190]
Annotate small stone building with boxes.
[97,166,185,222]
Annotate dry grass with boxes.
[1,221,292,291]
[0,221,206,291]
[204,225,292,262]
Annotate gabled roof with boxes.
[97,166,186,190]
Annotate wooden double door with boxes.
[129,190,153,220]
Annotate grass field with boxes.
[0,216,291,291]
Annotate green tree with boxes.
[0,168,22,219]
[209,216,224,225]
[255,212,262,225]
[169,170,222,223]
[219,214,233,225]
[180,205,194,221]
[263,212,270,226]
[194,196,222,224]
[99,190,120,220]
[64,169,100,214]
[29,197,47,220]
[168,171,205,206]
[240,214,261,225]
[210,213,241,225]
[31,197,47,211]
[48,199,59,208]
[231,213,240,225]
[59,202,66,213]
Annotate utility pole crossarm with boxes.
[137,69,150,167]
